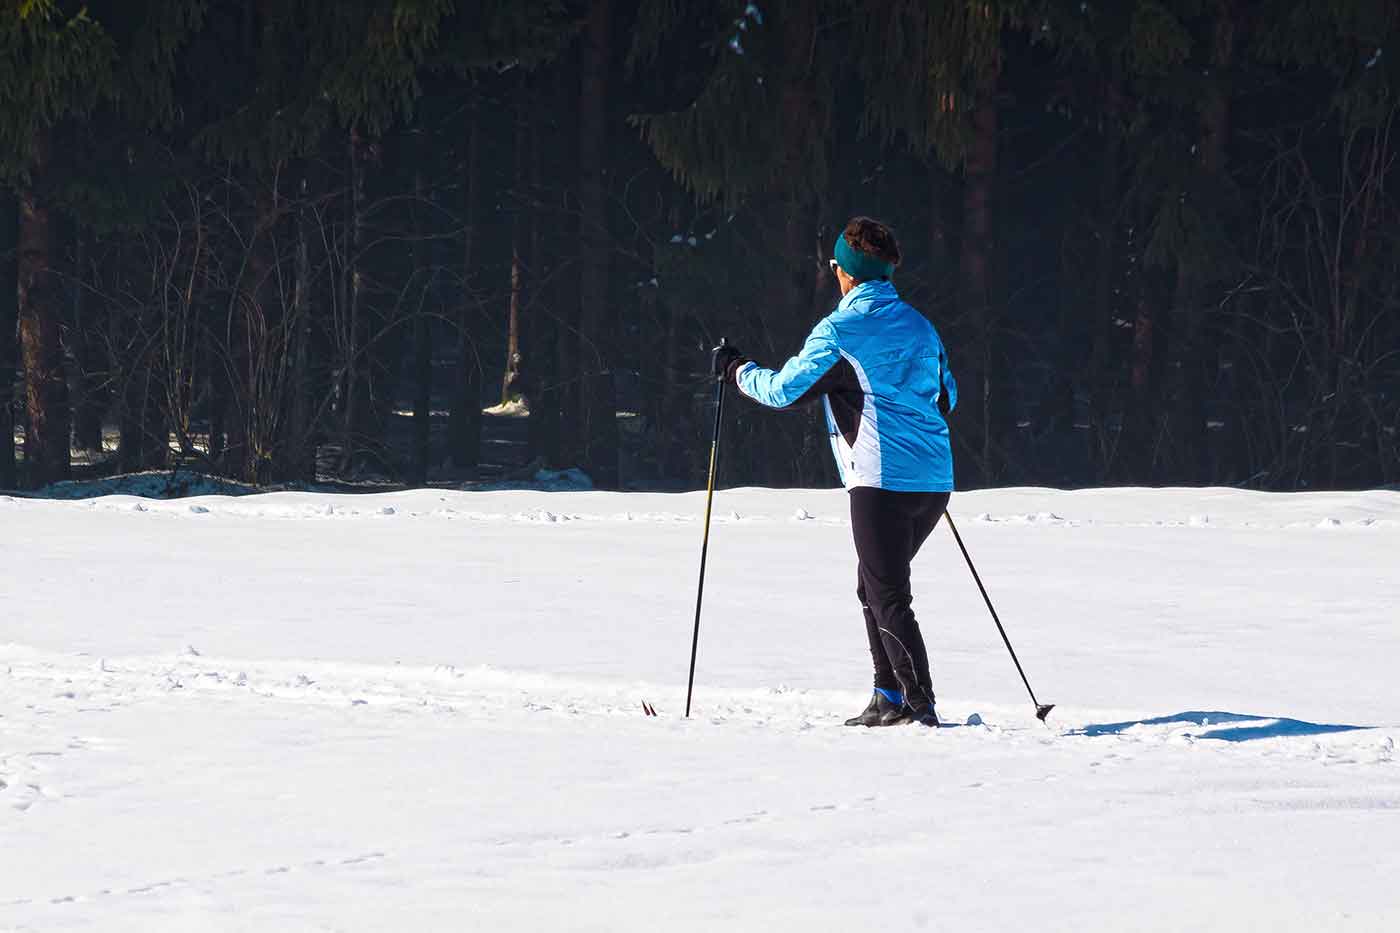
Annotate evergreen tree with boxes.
[0,190,14,488]
[577,0,620,488]
[182,0,452,482]
[1248,0,1400,486]
[1,0,1395,494]
[431,1,576,477]
[0,0,115,488]
[848,0,1084,486]
[631,1,845,486]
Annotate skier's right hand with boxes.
[711,342,747,383]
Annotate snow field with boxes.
[3,486,1399,931]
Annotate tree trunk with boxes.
[411,152,433,486]
[502,255,524,397]
[775,0,819,333]
[447,91,483,473]
[502,77,529,408]
[206,325,228,466]
[340,125,370,474]
[116,234,169,476]
[117,353,166,474]
[1170,0,1235,485]
[0,194,16,489]
[553,55,581,470]
[237,184,279,485]
[361,146,401,466]
[738,0,821,488]
[956,57,1002,488]
[660,289,685,479]
[638,234,663,483]
[17,126,70,489]
[525,72,559,467]
[69,228,106,453]
[1086,75,1123,479]
[578,0,619,488]
[165,197,206,462]
[222,284,248,477]
[1125,266,1171,482]
[284,175,316,483]
[928,164,957,303]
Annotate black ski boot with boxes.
[844,689,908,727]
[904,689,940,728]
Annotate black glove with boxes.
[710,342,748,383]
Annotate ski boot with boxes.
[904,689,940,728]
[844,688,909,727]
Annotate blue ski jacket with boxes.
[734,280,957,491]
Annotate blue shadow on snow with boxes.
[1071,710,1369,743]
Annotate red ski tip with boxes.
[642,701,657,717]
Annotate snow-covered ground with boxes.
[3,485,1399,931]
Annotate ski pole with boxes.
[945,512,1055,723]
[685,339,728,718]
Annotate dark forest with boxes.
[2,0,1397,494]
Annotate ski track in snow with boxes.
[4,647,1399,918]
[3,646,1396,762]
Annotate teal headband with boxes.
[833,232,895,281]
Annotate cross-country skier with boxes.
[711,216,957,727]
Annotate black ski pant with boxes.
[850,486,951,707]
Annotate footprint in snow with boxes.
[722,811,768,826]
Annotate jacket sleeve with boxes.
[938,347,958,416]
[733,319,842,410]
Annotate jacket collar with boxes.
[837,279,897,313]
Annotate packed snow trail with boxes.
[3,487,1399,931]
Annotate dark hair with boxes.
[842,216,902,268]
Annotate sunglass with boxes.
[828,259,839,274]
